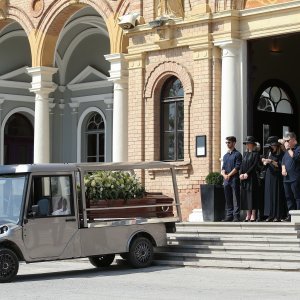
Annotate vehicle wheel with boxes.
[89,254,115,268]
[128,237,153,268]
[0,248,19,283]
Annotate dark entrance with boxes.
[4,113,34,164]
[253,81,297,153]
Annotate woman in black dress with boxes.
[240,136,260,221]
[262,136,286,222]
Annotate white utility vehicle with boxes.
[0,162,181,282]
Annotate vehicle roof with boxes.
[0,161,175,174]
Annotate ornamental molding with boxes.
[144,61,193,99]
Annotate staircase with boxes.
[154,222,300,270]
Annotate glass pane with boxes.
[177,132,184,160]
[87,113,104,131]
[283,126,290,138]
[98,134,105,156]
[177,102,184,130]
[277,100,293,114]
[270,86,281,103]
[88,134,97,156]
[263,124,270,156]
[161,77,184,98]
[163,133,175,160]
[163,103,175,131]
[257,97,274,112]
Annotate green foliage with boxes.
[84,171,145,201]
[205,172,223,185]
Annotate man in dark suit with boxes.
[281,132,300,221]
[221,136,243,222]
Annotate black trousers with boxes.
[224,181,240,218]
[283,180,300,213]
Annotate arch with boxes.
[1,6,34,35]
[0,107,34,164]
[34,1,124,67]
[144,61,193,99]
[77,107,107,163]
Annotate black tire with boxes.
[0,248,19,283]
[128,237,153,268]
[89,254,115,268]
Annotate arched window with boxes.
[257,85,293,114]
[86,112,105,162]
[161,76,184,161]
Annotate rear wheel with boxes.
[128,237,153,268]
[0,248,19,283]
[89,254,115,268]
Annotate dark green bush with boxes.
[205,172,223,185]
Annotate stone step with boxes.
[158,244,300,254]
[169,231,298,239]
[154,251,300,262]
[176,222,296,229]
[167,237,300,247]
[153,259,300,271]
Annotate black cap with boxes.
[243,136,256,145]
[264,136,280,148]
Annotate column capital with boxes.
[104,53,128,83]
[27,66,58,96]
[214,39,242,58]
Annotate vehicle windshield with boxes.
[0,174,27,225]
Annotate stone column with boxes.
[105,53,128,162]
[214,39,247,155]
[27,66,58,163]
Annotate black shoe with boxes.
[283,216,291,222]
[233,217,240,222]
[265,218,273,222]
[222,217,233,222]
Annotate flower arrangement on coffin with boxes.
[84,171,145,201]
[84,171,173,219]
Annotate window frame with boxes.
[85,112,105,163]
[160,76,184,162]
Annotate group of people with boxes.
[221,132,300,222]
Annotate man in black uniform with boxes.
[221,136,243,222]
[281,132,300,221]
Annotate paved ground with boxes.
[2,259,300,300]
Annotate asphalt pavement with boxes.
[2,259,300,300]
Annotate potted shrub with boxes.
[200,172,225,221]
[84,171,173,219]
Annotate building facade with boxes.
[0,0,299,219]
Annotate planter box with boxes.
[200,184,225,222]
[87,194,174,220]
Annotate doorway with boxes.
[4,113,34,164]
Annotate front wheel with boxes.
[128,237,154,268]
[89,254,115,268]
[0,248,19,283]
